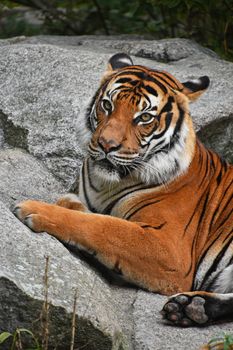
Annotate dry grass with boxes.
[0,255,80,349]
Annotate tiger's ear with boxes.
[101,53,133,83]
[108,53,133,71]
[181,76,210,102]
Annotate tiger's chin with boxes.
[92,159,121,183]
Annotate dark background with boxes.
[0,0,233,61]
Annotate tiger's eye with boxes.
[140,113,153,123]
[102,99,112,112]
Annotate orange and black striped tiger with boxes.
[14,53,233,327]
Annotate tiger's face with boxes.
[86,53,209,184]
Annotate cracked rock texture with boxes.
[0,36,232,350]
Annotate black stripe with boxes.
[86,159,101,193]
[125,199,162,220]
[153,72,178,89]
[196,190,210,231]
[151,133,178,155]
[133,72,168,93]
[199,236,233,289]
[81,165,97,213]
[141,222,167,230]
[88,143,99,154]
[185,190,211,277]
[116,71,168,93]
[142,92,152,105]
[155,71,180,89]
[211,180,233,227]
[219,180,233,205]
[209,150,216,171]
[156,106,184,153]
[118,92,130,100]
[150,112,173,141]
[115,77,133,84]
[140,122,161,147]
[145,138,165,150]
[215,158,229,186]
[223,228,233,243]
[130,80,141,87]
[221,157,228,172]
[142,84,158,96]
[144,106,184,155]
[86,88,101,131]
[193,229,224,288]
[116,87,134,94]
[115,78,141,89]
[172,106,184,137]
[216,207,233,231]
[216,167,223,185]
[159,96,174,114]
[197,150,210,190]
[104,185,144,215]
[183,189,209,237]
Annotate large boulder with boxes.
[0,148,65,208]
[0,36,232,349]
[0,200,135,350]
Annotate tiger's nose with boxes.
[98,136,121,153]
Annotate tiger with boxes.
[14,53,233,327]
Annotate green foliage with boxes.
[0,331,12,344]
[0,0,232,61]
[208,333,233,350]
[0,328,41,350]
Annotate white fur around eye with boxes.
[137,114,155,125]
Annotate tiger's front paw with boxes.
[14,200,57,233]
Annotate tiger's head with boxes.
[85,53,209,184]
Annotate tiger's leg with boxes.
[161,264,233,326]
[13,200,181,293]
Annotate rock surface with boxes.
[0,201,135,350]
[0,148,65,208]
[0,36,232,350]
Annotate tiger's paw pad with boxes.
[161,294,209,326]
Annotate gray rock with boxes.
[133,291,233,350]
[0,200,135,349]
[0,44,96,190]
[198,115,233,164]
[8,35,218,61]
[0,36,232,350]
[0,147,65,208]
